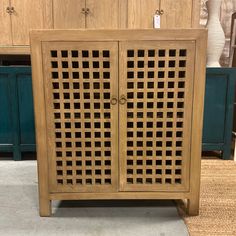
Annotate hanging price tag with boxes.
[153,14,161,29]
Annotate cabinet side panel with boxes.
[189,31,207,214]
[30,35,51,216]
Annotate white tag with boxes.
[153,14,161,29]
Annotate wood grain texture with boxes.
[53,0,85,29]
[86,0,119,29]
[11,0,46,45]
[30,32,51,217]
[50,191,191,200]
[127,0,160,28]
[0,46,30,54]
[1,0,201,53]
[30,29,207,42]
[127,0,199,29]
[188,30,207,216]
[0,0,12,45]
[161,0,192,28]
[42,0,53,29]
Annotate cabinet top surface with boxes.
[30,29,207,42]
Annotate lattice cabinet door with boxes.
[119,41,195,192]
[42,42,119,193]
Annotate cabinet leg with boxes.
[39,198,52,217]
[222,147,231,160]
[13,146,21,161]
[187,198,199,216]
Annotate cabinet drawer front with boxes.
[119,41,195,191]
[42,42,119,193]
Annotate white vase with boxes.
[206,0,225,67]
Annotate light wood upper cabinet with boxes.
[161,0,193,28]
[53,0,86,29]
[0,0,200,52]
[127,0,198,29]
[127,0,160,29]
[10,0,46,45]
[86,0,119,29]
[0,0,12,45]
[53,0,119,29]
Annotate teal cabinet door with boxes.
[17,74,35,147]
[202,68,236,160]
[0,74,13,147]
[202,74,227,143]
[0,66,35,160]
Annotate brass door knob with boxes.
[119,95,127,105]
[6,6,15,14]
[6,6,11,14]
[155,9,164,15]
[110,97,118,105]
[81,8,86,14]
[81,8,90,15]
[159,9,164,15]
[85,8,90,15]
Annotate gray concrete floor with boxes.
[0,161,189,236]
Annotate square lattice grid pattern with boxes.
[119,41,195,191]
[42,42,118,192]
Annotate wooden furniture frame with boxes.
[30,29,207,217]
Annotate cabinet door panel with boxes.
[86,0,119,29]
[42,41,119,193]
[53,0,85,29]
[11,0,45,45]
[17,74,35,145]
[119,41,195,191]
[0,0,12,45]
[0,74,13,144]
[127,0,160,28]
[202,75,227,143]
[161,0,192,28]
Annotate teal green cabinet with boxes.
[0,74,14,146]
[0,67,35,160]
[202,68,236,160]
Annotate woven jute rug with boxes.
[179,159,236,236]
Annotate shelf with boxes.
[0,46,30,55]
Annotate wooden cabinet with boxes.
[53,0,85,29]
[127,0,196,28]
[11,0,46,45]
[0,0,12,45]
[127,0,160,29]
[30,29,207,216]
[0,0,200,53]
[86,0,119,29]
[0,0,51,51]
[160,0,193,28]
[53,0,119,29]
